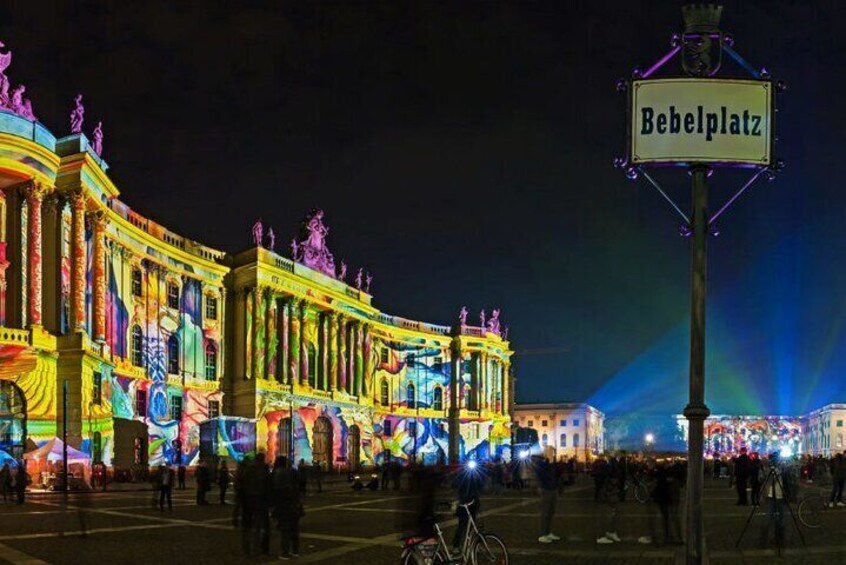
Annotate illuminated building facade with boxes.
[0,42,512,471]
[512,402,604,462]
[225,218,513,467]
[802,404,846,457]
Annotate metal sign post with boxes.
[616,5,784,564]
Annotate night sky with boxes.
[2,1,843,417]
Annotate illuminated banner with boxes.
[630,78,773,166]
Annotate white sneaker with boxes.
[829,502,835,508]
[837,502,846,507]
[538,535,553,544]
[638,536,652,545]
[606,532,622,542]
[596,536,614,544]
[547,533,561,541]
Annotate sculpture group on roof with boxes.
[458,306,505,337]
[0,41,37,121]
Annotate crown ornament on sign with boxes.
[682,4,723,33]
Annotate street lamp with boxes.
[644,433,655,446]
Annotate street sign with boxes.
[630,78,773,166]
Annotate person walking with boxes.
[297,459,309,496]
[380,460,390,490]
[829,452,846,507]
[735,448,750,505]
[158,464,174,512]
[218,461,231,505]
[15,462,27,504]
[272,456,303,560]
[177,464,186,490]
[313,460,324,494]
[535,456,561,544]
[0,463,10,503]
[233,457,249,529]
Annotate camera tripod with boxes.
[735,464,806,556]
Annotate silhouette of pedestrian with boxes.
[218,461,231,505]
[272,456,303,560]
[159,465,174,511]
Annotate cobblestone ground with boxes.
[0,476,843,564]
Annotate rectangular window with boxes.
[167,282,179,309]
[383,420,392,437]
[560,420,567,427]
[838,420,843,427]
[408,421,418,437]
[541,420,548,427]
[135,390,147,417]
[205,295,218,320]
[170,395,183,421]
[92,372,102,405]
[434,356,443,366]
[573,419,580,427]
[131,268,143,297]
[528,421,534,427]
[208,400,220,420]
[573,433,580,448]
[560,433,567,447]
[380,348,389,364]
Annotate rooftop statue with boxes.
[266,227,276,251]
[480,309,486,330]
[290,239,299,261]
[365,273,372,293]
[355,268,363,290]
[252,219,263,247]
[338,261,347,281]
[487,308,501,336]
[70,94,84,134]
[295,209,336,277]
[0,44,36,121]
[459,306,468,326]
[91,121,104,156]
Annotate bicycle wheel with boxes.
[472,533,508,565]
[798,495,826,529]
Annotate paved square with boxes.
[0,477,845,564]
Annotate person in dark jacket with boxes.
[196,461,210,505]
[829,452,846,507]
[750,453,763,505]
[233,457,249,529]
[535,456,560,543]
[272,456,302,560]
[735,448,750,505]
[248,453,272,556]
[177,464,186,489]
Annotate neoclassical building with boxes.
[0,42,512,471]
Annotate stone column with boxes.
[69,189,87,332]
[41,192,65,334]
[338,316,347,392]
[288,299,299,385]
[219,287,227,379]
[245,287,254,379]
[23,182,47,327]
[89,210,107,342]
[328,312,337,392]
[361,324,371,398]
[279,298,289,384]
[298,300,308,385]
[267,295,278,381]
[254,287,267,380]
[348,321,357,394]
[448,337,462,465]
[320,312,329,390]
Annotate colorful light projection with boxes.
[199,417,256,462]
[676,415,803,457]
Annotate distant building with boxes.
[512,402,604,462]
[803,404,846,457]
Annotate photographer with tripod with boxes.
[757,451,799,549]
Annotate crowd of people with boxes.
[0,462,27,504]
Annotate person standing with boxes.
[248,453,272,556]
[452,462,485,549]
[272,456,302,560]
[159,465,174,512]
[750,452,763,505]
[829,452,846,507]
[14,462,27,505]
[735,448,750,505]
[380,460,390,490]
[196,461,210,505]
[218,461,231,505]
[759,452,795,547]
[535,456,561,544]
[177,464,186,490]
[297,459,309,496]
[392,460,402,490]
[313,460,323,494]
[0,463,10,503]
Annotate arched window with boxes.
[131,325,143,367]
[432,387,443,411]
[167,335,180,375]
[205,343,217,381]
[407,382,416,409]
[573,433,580,448]
[560,433,567,447]
[542,433,548,447]
[307,344,317,388]
[380,379,389,406]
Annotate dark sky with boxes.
[3,1,844,416]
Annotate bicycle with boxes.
[400,500,508,565]
[797,493,845,529]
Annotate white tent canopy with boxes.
[24,438,89,464]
